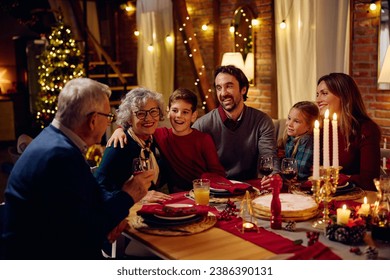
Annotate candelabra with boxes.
[311,166,340,229]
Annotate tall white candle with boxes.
[313,120,320,180]
[332,113,339,168]
[384,138,387,149]
[383,157,387,170]
[323,109,330,168]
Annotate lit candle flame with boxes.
[325,109,329,119]
[333,112,337,121]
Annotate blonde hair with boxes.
[278,101,319,157]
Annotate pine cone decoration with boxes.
[326,224,366,244]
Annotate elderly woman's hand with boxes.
[141,190,172,204]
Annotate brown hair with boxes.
[168,88,198,112]
[317,73,379,147]
[214,65,249,101]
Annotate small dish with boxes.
[154,214,196,220]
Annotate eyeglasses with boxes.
[88,112,116,122]
[134,107,160,120]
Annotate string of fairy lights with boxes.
[277,0,379,30]
[120,1,261,111]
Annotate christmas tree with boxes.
[35,18,85,129]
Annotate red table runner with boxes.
[156,191,342,259]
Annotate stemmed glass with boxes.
[258,155,274,178]
[281,158,298,193]
[132,157,153,174]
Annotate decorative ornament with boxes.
[285,221,296,232]
[306,231,320,246]
[365,246,379,260]
[349,247,362,255]
[217,199,238,221]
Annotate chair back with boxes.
[0,202,4,259]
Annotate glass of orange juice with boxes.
[193,179,210,206]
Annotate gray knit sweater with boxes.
[193,106,278,181]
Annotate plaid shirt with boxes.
[285,133,314,181]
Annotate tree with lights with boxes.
[35,18,84,129]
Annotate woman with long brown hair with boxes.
[316,73,381,191]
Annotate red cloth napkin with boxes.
[201,173,252,194]
[137,204,210,217]
[136,192,211,217]
[287,241,341,260]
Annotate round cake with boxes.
[252,193,319,221]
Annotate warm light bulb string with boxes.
[278,0,295,27]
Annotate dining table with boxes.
[122,189,390,260]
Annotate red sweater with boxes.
[325,119,381,191]
[154,127,226,192]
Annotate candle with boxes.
[243,222,254,229]
[313,120,320,180]
[385,138,387,149]
[359,196,370,216]
[383,157,387,170]
[337,204,351,225]
[323,109,330,168]
[332,113,339,168]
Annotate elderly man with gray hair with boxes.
[2,78,154,259]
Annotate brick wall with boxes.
[174,0,274,117]
[351,1,390,140]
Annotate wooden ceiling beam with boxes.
[172,0,217,111]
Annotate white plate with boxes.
[164,203,194,208]
[154,214,196,220]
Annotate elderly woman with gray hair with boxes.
[94,87,171,203]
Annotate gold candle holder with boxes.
[312,166,341,229]
[239,191,259,233]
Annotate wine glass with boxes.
[132,157,153,174]
[281,158,298,193]
[258,155,274,178]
